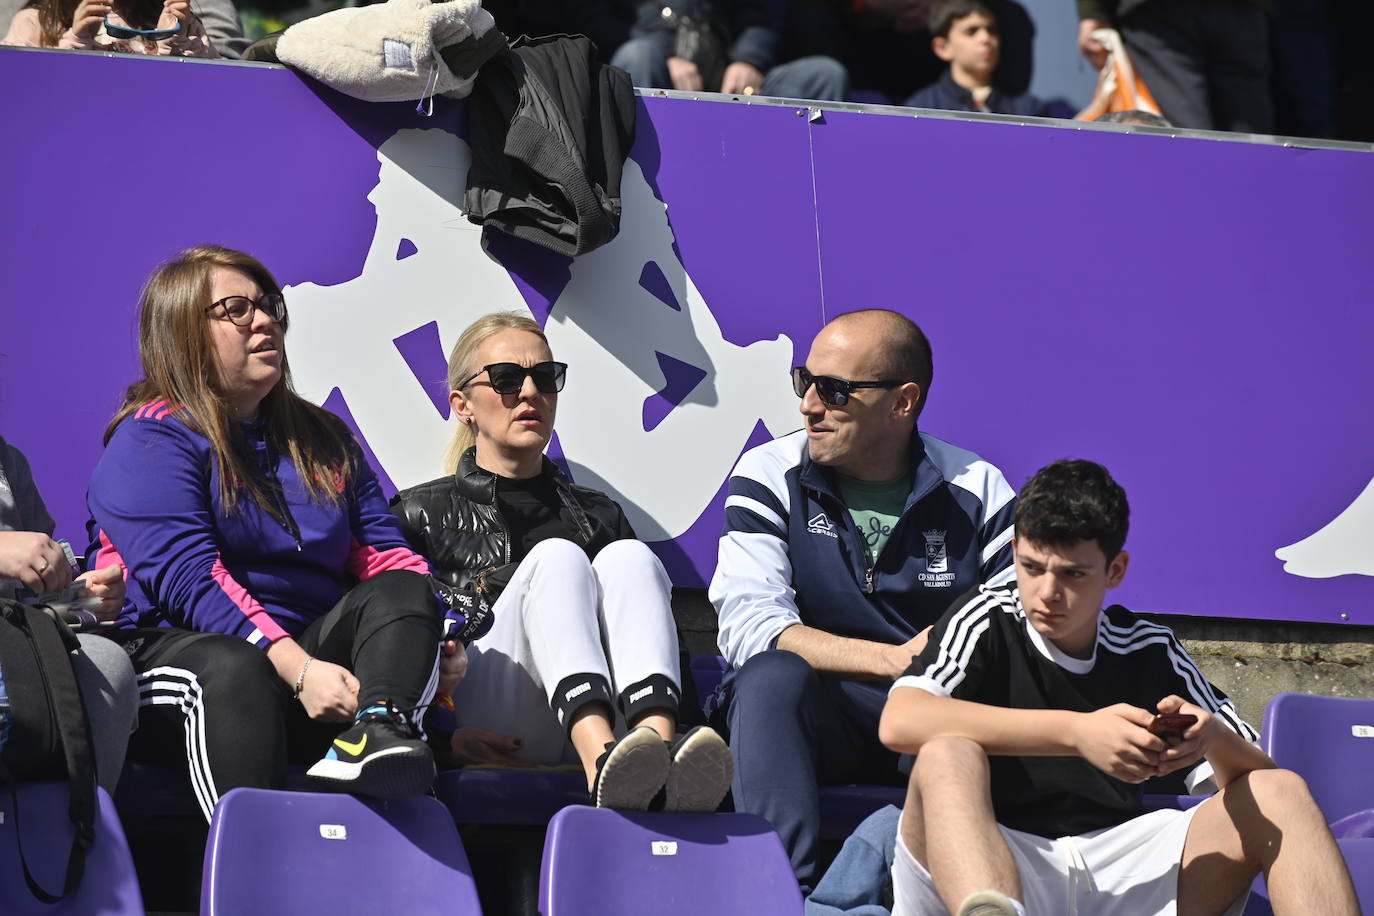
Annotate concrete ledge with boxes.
[672,589,1374,727]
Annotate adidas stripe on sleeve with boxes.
[890,586,1002,699]
[710,434,804,668]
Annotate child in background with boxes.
[3,0,216,55]
[904,0,1041,116]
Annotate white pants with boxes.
[892,806,1248,916]
[451,538,680,765]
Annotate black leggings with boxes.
[119,570,441,821]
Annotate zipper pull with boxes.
[865,567,874,594]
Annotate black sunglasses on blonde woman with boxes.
[458,362,568,395]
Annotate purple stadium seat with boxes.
[690,654,729,700]
[435,766,588,826]
[200,788,480,915]
[0,782,143,914]
[1260,692,1374,837]
[1241,837,1374,915]
[540,806,803,915]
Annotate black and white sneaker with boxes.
[592,726,671,810]
[307,703,436,798]
[663,725,733,813]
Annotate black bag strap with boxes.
[0,605,97,904]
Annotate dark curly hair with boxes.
[1015,459,1129,561]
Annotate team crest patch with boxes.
[807,512,837,538]
[919,529,956,588]
[923,530,948,572]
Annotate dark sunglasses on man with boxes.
[458,361,568,395]
[204,293,289,330]
[791,366,906,407]
[103,16,180,39]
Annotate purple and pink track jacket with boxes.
[87,401,430,649]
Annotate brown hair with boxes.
[442,312,549,473]
[106,245,354,517]
[26,0,162,46]
[928,0,996,39]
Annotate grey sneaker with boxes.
[664,726,733,813]
[592,726,671,810]
[957,890,1020,916]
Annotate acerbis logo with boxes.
[807,512,838,538]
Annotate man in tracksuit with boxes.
[708,308,1017,892]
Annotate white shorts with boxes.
[892,806,1249,916]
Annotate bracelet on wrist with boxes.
[293,657,313,699]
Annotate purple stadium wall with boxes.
[3,48,1372,625]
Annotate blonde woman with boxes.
[87,246,453,821]
[392,312,732,811]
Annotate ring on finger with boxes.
[38,559,49,573]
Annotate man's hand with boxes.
[1078,18,1109,69]
[0,531,72,593]
[74,564,125,620]
[667,56,703,91]
[297,659,360,723]
[438,639,468,694]
[721,62,764,95]
[883,626,932,680]
[450,728,533,767]
[1152,695,1215,777]
[1073,703,1167,783]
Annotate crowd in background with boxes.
[2,0,1372,142]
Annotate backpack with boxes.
[0,598,97,903]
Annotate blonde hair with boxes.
[106,245,354,517]
[443,312,550,474]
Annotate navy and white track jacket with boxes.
[709,429,1017,668]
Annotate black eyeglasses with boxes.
[458,361,567,395]
[103,17,180,39]
[791,366,906,407]
[204,294,289,329]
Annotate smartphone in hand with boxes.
[1148,712,1198,742]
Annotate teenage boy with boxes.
[904,0,1042,116]
[880,460,1358,916]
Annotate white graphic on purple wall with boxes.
[283,129,533,489]
[1276,477,1374,578]
[278,127,796,541]
[545,157,797,540]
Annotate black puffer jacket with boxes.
[390,447,635,600]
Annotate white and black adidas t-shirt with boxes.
[894,583,1259,839]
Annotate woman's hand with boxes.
[438,639,468,694]
[68,0,111,41]
[157,0,189,30]
[0,531,72,593]
[268,637,358,722]
[298,659,360,722]
[74,564,125,620]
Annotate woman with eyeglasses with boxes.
[86,245,453,822]
[3,0,216,54]
[391,312,733,811]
